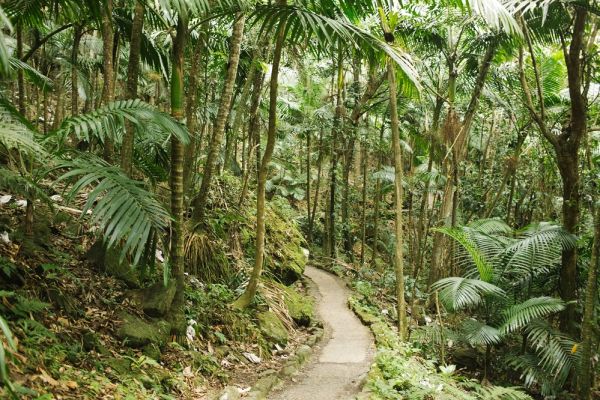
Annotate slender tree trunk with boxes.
[325,46,344,259]
[388,58,407,339]
[169,17,188,336]
[579,205,599,399]
[238,63,266,206]
[306,129,312,245]
[371,120,385,268]
[193,13,246,221]
[183,34,204,192]
[120,1,144,176]
[234,2,286,309]
[308,129,324,244]
[101,0,115,161]
[360,142,368,265]
[16,24,25,116]
[224,50,258,171]
[71,25,83,117]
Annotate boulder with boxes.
[279,283,313,327]
[86,241,140,288]
[141,280,176,317]
[116,312,170,348]
[257,311,288,344]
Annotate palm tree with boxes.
[432,219,578,394]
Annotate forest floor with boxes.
[270,266,374,400]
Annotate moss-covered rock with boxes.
[277,283,314,327]
[86,241,140,288]
[140,280,176,317]
[257,311,288,344]
[116,312,170,348]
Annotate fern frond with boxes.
[55,154,170,265]
[476,384,533,400]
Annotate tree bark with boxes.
[169,17,188,336]
[234,2,286,309]
[101,0,115,161]
[579,205,599,399]
[193,13,246,221]
[120,0,145,176]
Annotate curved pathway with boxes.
[270,266,374,400]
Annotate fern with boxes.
[55,154,170,265]
[476,385,533,400]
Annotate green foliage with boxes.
[52,99,189,149]
[432,277,506,310]
[55,154,170,265]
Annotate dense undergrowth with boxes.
[0,175,315,399]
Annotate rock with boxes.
[140,280,176,317]
[86,241,140,288]
[116,312,170,348]
[294,345,312,363]
[217,386,241,400]
[280,284,314,327]
[257,311,288,344]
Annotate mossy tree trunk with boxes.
[169,16,188,336]
[193,13,246,221]
[234,1,286,309]
[101,0,115,161]
[120,0,145,177]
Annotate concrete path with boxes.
[270,266,374,400]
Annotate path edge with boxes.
[213,274,325,400]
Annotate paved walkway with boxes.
[270,266,374,400]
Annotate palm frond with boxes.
[499,296,565,334]
[0,168,52,207]
[51,99,189,148]
[250,5,420,90]
[0,107,47,159]
[55,154,170,265]
[432,277,506,310]
[461,319,502,346]
[432,226,494,281]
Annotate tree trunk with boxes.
[120,0,145,176]
[238,58,266,206]
[101,0,115,161]
[233,3,286,309]
[360,142,368,265]
[168,17,188,336]
[71,24,83,117]
[325,46,344,259]
[193,13,246,221]
[183,31,206,192]
[388,58,407,339]
[579,205,599,399]
[371,120,385,268]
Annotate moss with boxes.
[275,282,314,327]
[257,311,288,344]
[116,312,170,348]
[86,241,140,288]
